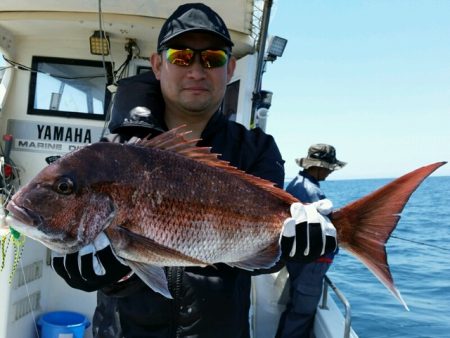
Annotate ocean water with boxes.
[319,175,450,338]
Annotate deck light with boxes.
[89,30,110,55]
[265,36,287,62]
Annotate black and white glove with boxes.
[52,232,132,292]
[280,199,338,263]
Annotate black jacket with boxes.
[93,72,285,338]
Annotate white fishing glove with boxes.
[281,199,338,262]
[52,232,132,292]
[52,233,115,274]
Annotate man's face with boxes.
[309,167,333,181]
[317,167,332,181]
[151,32,236,120]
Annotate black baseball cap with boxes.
[157,3,234,52]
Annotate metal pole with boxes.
[251,0,273,125]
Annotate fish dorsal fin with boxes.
[136,126,298,204]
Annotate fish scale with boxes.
[104,146,289,262]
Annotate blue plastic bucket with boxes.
[38,311,90,338]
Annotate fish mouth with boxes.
[5,201,83,254]
[6,200,40,226]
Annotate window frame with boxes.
[27,56,113,120]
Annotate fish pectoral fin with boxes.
[228,240,281,271]
[125,260,172,299]
[116,225,210,266]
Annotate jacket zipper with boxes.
[166,267,184,338]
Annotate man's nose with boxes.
[187,54,206,76]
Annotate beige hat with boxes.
[296,144,346,171]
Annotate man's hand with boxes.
[280,199,338,262]
[52,232,132,292]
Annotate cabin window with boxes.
[128,58,152,76]
[0,56,5,84]
[222,80,240,121]
[0,54,8,112]
[27,56,113,120]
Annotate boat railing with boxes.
[320,275,352,338]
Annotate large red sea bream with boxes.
[5,127,446,306]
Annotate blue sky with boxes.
[263,1,450,180]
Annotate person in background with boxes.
[276,143,346,338]
[52,3,337,337]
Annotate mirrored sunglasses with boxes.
[164,48,229,69]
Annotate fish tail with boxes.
[332,161,447,309]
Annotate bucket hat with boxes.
[296,144,346,171]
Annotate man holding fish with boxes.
[6,3,446,337]
[15,3,338,337]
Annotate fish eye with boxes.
[54,177,74,195]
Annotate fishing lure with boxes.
[0,224,25,283]
[1,151,25,282]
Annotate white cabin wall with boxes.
[230,53,258,129]
[0,249,13,338]
[2,34,132,176]
[0,29,15,117]
[0,35,134,338]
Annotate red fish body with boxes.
[5,128,446,303]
